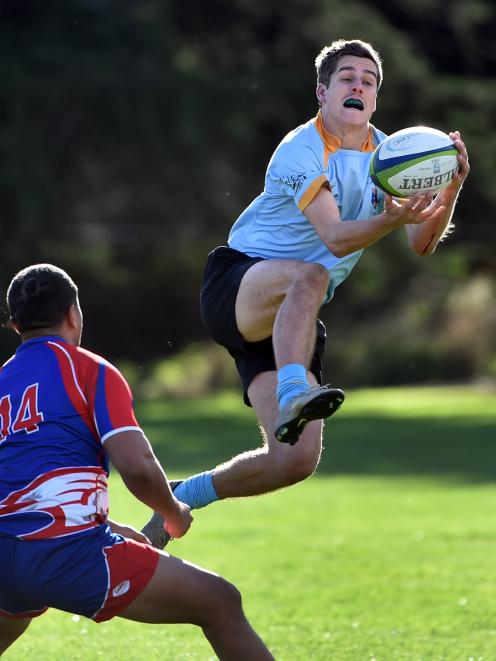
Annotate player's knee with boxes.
[293,262,329,297]
[218,579,243,615]
[275,442,321,486]
[200,577,244,627]
[283,454,319,484]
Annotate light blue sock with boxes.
[173,470,219,510]
[276,363,309,410]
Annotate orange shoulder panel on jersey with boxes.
[298,174,330,212]
[296,113,340,212]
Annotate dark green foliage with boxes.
[0,0,494,384]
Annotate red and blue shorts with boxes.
[0,525,160,622]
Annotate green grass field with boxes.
[5,386,496,660]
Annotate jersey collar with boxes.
[315,111,376,154]
[17,335,68,352]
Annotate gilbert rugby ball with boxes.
[370,126,459,197]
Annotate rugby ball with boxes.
[370,126,459,197]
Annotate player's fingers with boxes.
[455,141,468,162]
[417,193,432,207]
[165,526,186,539]
[451,135,469,168]
[410,193,432,213]
[137,533,152,545]
[422,204,446,221]
[458,151,470,175]
[130,530,152,545]
[164,515,193,539]
[384,193,395,210]
[163,522,175,538]
[407,201,441,224]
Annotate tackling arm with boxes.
[105,429,192,539]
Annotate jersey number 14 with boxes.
[0,383,44,442]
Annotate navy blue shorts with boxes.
[200,246,326,406]
[0,526,159,622]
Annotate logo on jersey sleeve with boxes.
[281,173,307,194]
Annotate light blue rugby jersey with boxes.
[228,112,387,302]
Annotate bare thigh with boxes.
[118,552,234,626]
[235,259,325,342]
[0,617,31,654]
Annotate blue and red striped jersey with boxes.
[0,336,142,540]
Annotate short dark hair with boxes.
[6,264,78,332]
[315,39,383,89]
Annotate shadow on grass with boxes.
[138,404,496,483]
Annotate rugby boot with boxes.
[275,385,345,445]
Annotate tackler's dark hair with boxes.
[6,264,78,332]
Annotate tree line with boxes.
[1,0,494,386]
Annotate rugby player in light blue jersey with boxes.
[142,39,469,547]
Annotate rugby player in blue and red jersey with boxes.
[0,264,273,660]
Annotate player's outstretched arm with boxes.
[304,185,437,257]
[405,132,470,256]
[105,430,192,539]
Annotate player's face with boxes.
[317,55,378,130]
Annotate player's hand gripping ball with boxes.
[370,126,459,198]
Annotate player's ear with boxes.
[316,83,326,107]
[5,319,21,335]
[66,303,79,329]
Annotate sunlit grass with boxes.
[344,385,496,417]
[4,386,496,660]
[140,385,496,421]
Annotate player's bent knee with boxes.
[197,578,244,628]
[274,445,321,486]
[219,579,243,614]
[282,455,319,485]
[295,262,329,294]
